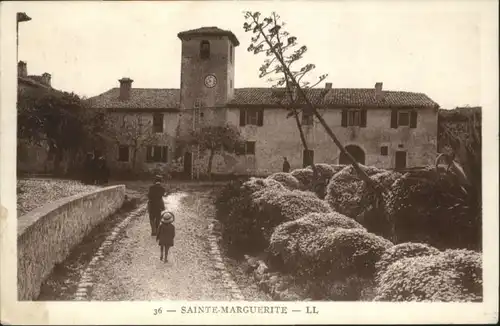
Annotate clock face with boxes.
[204,74,217,88]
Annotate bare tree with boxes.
[243,11,379,193]
[103,113,160,170]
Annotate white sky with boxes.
[6,0,493,109]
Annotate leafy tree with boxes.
[17,86,103,174]
[243,11,379,193]
[102,113,161,170]
[180,124,244,179]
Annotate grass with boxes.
[17,178,102,218]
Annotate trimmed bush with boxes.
[269,212,365,266]
[252,188,332,242]
[300,228,393,279]
[375,242,441,281]
[374,249,482,302]
[215,177,286,254]
[266,172,301,190]
[290,168,314,189]
[384,169,481,250]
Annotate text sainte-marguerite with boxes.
[181,305,288,314]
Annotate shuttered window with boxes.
[153,113,163,133]
[303,149,314,168]
[235,141,256,155]
[118,145,129,162]
[341,109,367,127]
[146,145,168,163]
[391,109,418,128]
[239,109,264,126]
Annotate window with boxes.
[118,145,129,162]
[239,108,264,126]
[398,112,410,126]
[235,141,256,155]
[341,109,367,127]
[200,40,210,59]
[380,146,388,156]
[302,110,314,125]
[229,44,233,63]
[230,79,233,89]
[303,149,314,168]
[153,113,163,133]
[391,109,418,128]
[146,145,168,163]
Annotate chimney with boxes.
[41,73,51,87]
[375,82,383,100]
[18,61,27,77]
[325,82,332,89]
[118,77,133,100]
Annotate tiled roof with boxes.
[89,87,438,109]
[228,88,439,108]
[18,76,51,90]
[177,26,240,46]
[88,88,180,110]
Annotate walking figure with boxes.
[282,157,291,173]
[157,211,175,263]
[148,175,166,236]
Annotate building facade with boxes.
[89,26,439,178]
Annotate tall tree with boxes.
[243,11,379,193]
[180,124,244,179]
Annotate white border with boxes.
[1,1,498,325]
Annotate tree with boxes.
[243,11,379,193]
[17,87,102,175]
[103,113,161,171]
[180,124,244,179]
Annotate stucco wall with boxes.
[17,185,125,300]
[105,112,181,173]
[222,106,438,175]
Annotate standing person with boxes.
[156,211,175,263]
[148,175,166,236]
[282,157,291,173]
[97,156,109,185]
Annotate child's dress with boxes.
[157,222,175,247]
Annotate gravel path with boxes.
[89,191,233,300]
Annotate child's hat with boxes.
[161,211,174,224]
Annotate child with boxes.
[156,211,175,263]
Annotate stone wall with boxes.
[17,185,126,300]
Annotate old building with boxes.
[17,61,55,174]
[89,26,440,178]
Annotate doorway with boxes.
[395,151,407,169]
[183,151,192,179]
[339,145,365,165]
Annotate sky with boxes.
[5,0,494,109]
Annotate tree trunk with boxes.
[291,107,319,188]
[207,149,215,181]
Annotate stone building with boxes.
[89,26,440,178]
[17,61,55,174]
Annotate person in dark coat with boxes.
[148,175,166,236]
[282,157,291,173]
[96,156,109,185]
[156,211,175,263]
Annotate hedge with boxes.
[266,172,301,190]
[374,249,482,302]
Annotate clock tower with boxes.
[177,27,239,130]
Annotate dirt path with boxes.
[89,191,233,300]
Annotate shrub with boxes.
[325,166,402,238]
[290,168,314,189]
[266,172,301,190]
[300,228,393,279]
[375,242,441,281]
[384,169,481,250]
[252,188,332,242]
[269,212,365,267]
[374,249,482,302]
[304,163,338,198]
[215,177,285,254]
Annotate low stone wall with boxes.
[17,185,126,300]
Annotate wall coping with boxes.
[17,185,126,237]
